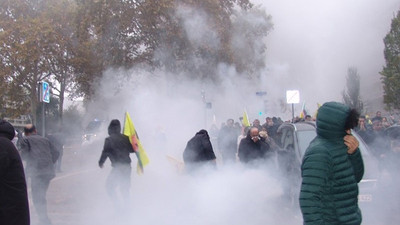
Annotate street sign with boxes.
[40,81,50,103]
[286,90,300,104]
[256,91,267,96]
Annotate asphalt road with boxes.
[27,142,109,225]
[24,140,399,225]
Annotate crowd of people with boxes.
[182,116,287,172]
[355,111,397,157]
[1,106,400,225]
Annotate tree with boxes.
[381,10,400,110]
[40,0,77,120]
[342,67,364,113]
[73,0,272,99]
[0,0,77,122]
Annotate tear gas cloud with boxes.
[57,1,400,225]
[257,0,400,112]
[65,4,300,225]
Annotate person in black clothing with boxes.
[238,127,271,164]
[183,129,216,173]
[0,120,30,225]
[99,119,136,207]
[20,124,59,225]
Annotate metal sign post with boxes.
[39,81,50,136]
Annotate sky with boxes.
[254,0,400,114]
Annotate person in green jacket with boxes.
[299,102,364,225]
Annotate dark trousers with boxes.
[31,174,52,224]
[106,164,131,209]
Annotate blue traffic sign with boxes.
[41,81,50,103]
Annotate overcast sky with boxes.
[253,0,400,113]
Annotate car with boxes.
[81,119,106,145]
[275,121,379,208]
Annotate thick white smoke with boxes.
[52,1,400,225]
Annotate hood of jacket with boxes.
[195,129,209,139]
[316,102,350,140]
[0,120,15,140]
[108,119,121,135]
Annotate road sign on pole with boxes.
[286,90,300,104]
[286,90,300,123]
[40,81,50,103]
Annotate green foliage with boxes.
[381,10,400,110]
[342,67,364,113]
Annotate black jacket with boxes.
[183,130,216,164]
[20,133,59,178]
[99,120,134,167]
[238,130,270,163]
[0,120,30,225]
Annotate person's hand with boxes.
[344,135,359,154]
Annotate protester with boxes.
[98,119,136,209]
[238,127,271,164]
[263,117,280,143]
[372,111,383,122]
[262,117,273,132]
[0,120,30,225]
[367,119,389,159]
[259,129,278,152]
[299,102,364,225]
[382,116,391,129]
[20,124,59,225]
[183,129,216,173]
[252,119,262,131]
[354,115,370,142]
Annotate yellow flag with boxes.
[243,110,251,127]
[314,103,322,118]
[123,112,150,174]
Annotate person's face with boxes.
[227,120,234,127]
[253,120,260,126]
[377,111,381,117]
[250,128,259,142]
[266,118,273,126]
[372,121,382,131]
[358,118,365,126]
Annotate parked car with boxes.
[275,121,379,207]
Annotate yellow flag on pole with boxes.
[123,112,149,174]
[243,110,251,127]
[314,103,322,118]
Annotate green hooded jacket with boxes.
[299,102,364,225]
